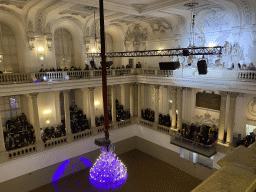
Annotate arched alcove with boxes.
[0,9,29,72]
[51,18,84,69]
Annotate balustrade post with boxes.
[155,69,158,76]
[89,70,94,77]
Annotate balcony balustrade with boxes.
[170,135,217,157]
[0,68,254,86]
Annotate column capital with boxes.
[63,90,70,94]
[30,93,39,98]
[170,86,177,92]
[177,87,184,92]
[89,87,95,91]
[155,85,160,89]
[229,92,238,99]
[219,91,228,97]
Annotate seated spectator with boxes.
[209,125,216,133]
[64,67,68,71]
[248,63,256,70]
[176,130,181,138]
[39,68,45,72]
[57,67,62,71]
[206,138,213,145]
[241,64,248,70]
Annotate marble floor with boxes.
[31,149,202,192]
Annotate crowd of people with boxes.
[159,113,171,127]
[116,99,131,122]
[141,108,155,122]
[237,132,255,147]
[95,112,112,127]
[4,113,35,151]
[238,63,256,70]
[70,106,90,133]
[40,123,66,143]
[176,123,218,146]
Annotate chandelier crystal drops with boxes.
[89,143,128,191]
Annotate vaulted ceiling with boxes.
[0,0,254,39]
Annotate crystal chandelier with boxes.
[89,143,127,191]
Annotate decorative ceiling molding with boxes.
[0,0,33,9]
[131,4,148,13]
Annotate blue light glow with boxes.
[89,143,127,191]
[51,157,93,191]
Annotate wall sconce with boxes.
[38,47,45,62]
[43,110,51,114]
[38,47,44,54]
[46,120,50,124]
[169,100,172,103]
[94,101,99,106]
[92,48,97,53]
[0,54,3,63]
[46,33,52,51]
[28,38,35,50]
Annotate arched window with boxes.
[54,29,74,69]
[0,23,18,72]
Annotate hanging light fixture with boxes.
[89,143,127,190]
[89,0,127,190]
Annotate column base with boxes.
[66,133,74,143]
[36,140,45,152]
[171,126,176,129]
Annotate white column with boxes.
[63,90,71,134]
[111,85,116,122]
[155,85,160,124]
[138,83,141,117]
[81,88,90,119]
[89,87,96,127]
[177,87,183,130]
[54,91,61,124]
[226,92,238,145]
[218,91,228,143]
[0,113,5,152]
[171,87,177,129]
[30,93,41,142]
[130,83,134,117]
[120,84,126,108]
[141,84,145,110]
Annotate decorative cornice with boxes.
[219,91,228,97]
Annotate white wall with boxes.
[0,125,225,184]
[38,92,58,128]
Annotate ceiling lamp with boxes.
[89,143,127,190]
[89,1,127,190]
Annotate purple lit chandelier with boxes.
[89,0,127,190]
[89,143,127,190]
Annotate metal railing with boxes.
[170,135,217,157]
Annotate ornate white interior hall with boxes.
[0,0,256,191]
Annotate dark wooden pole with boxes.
[99,0,109,139]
